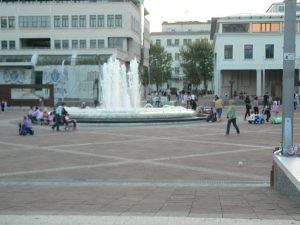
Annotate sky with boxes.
[144,0,283,32]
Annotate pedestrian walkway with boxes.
[0,106,299,225]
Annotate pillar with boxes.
[256,69,262,97]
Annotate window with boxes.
[90,15,96,28]
[175,53,180,61]
[62,40,69,49]
[9,40,15,49]
[8,16,15,28]
[252,23,280,33]
[183,39,192,45]
[223,23,249,33]
[108,37,123,48]
[1,41,7,49]
[224,45,233,59]
[79,15,86,27]
[107,15,114,27]
[54,40,61,49]
[244,44,253,59]
[265,44,274,59]
[98,39,105,48]
[97,15,105,27]
[19,16,50,28]
[80,40,86,48]
[155,39,161,46]
[90,39,97,48]
[174,39,180,46]
[167,39,172,46]
[71,15,78,27]
[72,40,78,49]
[54,16,61,28]
[175,67,180,75]
[167,53,172,59]
[1,16,7,28]
[115,15,122,27]
[62,16,69,27]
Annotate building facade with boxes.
[211,2,300,99]
[0,0,150,105]
[151,21,212,92]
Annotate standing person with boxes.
[1,100,4,112]
[244,95,251,120]
[252,96,259,114]
[271,100,279,117]
[263,92,269,109]
[52,103,64,131]
[214,95,224,122]
[225,99,240,136]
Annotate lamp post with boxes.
[282,0,297,154]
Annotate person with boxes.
[244,95,251,120]
[263,92,269,109]
[294,93,298,110]
[206,107,217,122]
[1,100,5,112]
[225,99,240,136]
[19,116,34,136]
[271,100,279,117]
[263,105,271,122]
[247,111,256,124]
[52,102,65,131]
[214,95,224,122]
[252,96,259,114]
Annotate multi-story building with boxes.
[151,21,212,91]
[211,2,300,99]
[0,0,150,105]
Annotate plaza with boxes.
[0,101,299,224]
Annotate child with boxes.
[247,111,256,124]
[19,116,34,135]
[263,106,271,122]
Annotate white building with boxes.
[211,2,300,99]
[151,21,212,92]
[0,0,150,105]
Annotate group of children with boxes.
[247,100,280,124]
[19,104,77,136]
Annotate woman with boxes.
[252,96,259,114]
[244,95,251,120]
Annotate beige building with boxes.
[0,0,150,104]
[151,21,212,91]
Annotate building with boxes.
[0,0,150,105]
[151,21,212,91]
[211,2,300,99]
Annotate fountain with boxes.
[65,56,205,123]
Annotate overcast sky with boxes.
[144,0,283,32]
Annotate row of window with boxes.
[0,14,122,29]
[0,40,15,49]
[54,39,105,49]
[224,44,274,60]
[156,38,209,47]
[222,22,281,33]
[54,38,123,49]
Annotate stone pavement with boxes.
[0,105,300,225]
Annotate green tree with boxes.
[180,40,213,93]
[149,43,172,91]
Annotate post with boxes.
[282,0,297,154]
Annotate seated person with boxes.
[247,111,256,124]
[206,108,217,122]
[62,108,77,130]
[19,116,34,135]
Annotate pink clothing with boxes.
[252,99,258,107]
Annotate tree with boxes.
[149,43,172,91]
[180,40,213,93]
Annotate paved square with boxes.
[0,105,300,224]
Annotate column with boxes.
[256,69,262,97]
[214,69,221,97]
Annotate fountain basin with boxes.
[65,106,206,123]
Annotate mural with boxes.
[2,70,27,84]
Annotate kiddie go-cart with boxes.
[248,114,264,124]
[18,124,34,136]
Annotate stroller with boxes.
[18,123,34,136]
[62,114,77,131]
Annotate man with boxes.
[263,92,269,109]
[52,103,65,131]
[225,99,240,136]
